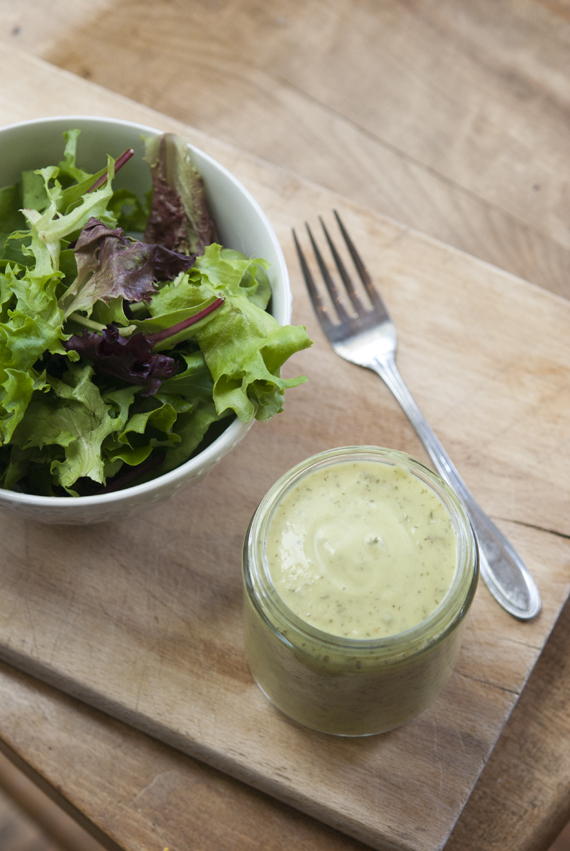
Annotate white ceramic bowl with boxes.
[0,116,291,524]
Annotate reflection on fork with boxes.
[293,211,540,620]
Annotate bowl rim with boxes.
[0,114,291,509]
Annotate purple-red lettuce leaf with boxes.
[60,217,197,318]
[64,297,224,396]
[64,325,179,397]
[143,133,217,255]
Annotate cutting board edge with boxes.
[0,641,495,851]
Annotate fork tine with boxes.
[319,216,364,315]
[305,223,351,324]
[333,210,387,313]
[292,228,335,335]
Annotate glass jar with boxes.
[242,446,478,736]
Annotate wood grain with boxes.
[0,2,569,849]
[0,752,106,851]
[0,596,569,851]
[0,0,568,298]
[0,787,62,851]
[553,824,570,851]
[448,592,570,851]
[0,660,371,851]
[0,46,569,851]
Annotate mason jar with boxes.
[242,446,478,736]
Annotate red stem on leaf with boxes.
[87,148,135,193]
[146,297,225,347]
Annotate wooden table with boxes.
[0,2,569,850]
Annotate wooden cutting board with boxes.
[0,46,569,851]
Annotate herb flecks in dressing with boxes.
[266,461,457,639]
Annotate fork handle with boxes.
[371,355,541,620]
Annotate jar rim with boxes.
[244,446,479,659]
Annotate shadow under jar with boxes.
[242,446,478,736]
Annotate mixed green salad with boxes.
[0,130,311,496]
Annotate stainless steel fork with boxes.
[293,211,541,620]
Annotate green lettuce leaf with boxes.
[0,264,65,442]
[0,184,27,255]
[23,160,115,278]
[147,244,311,422]
[0,130,312,496]
[10,363,122,489]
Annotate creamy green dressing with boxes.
[265,461,457,639]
